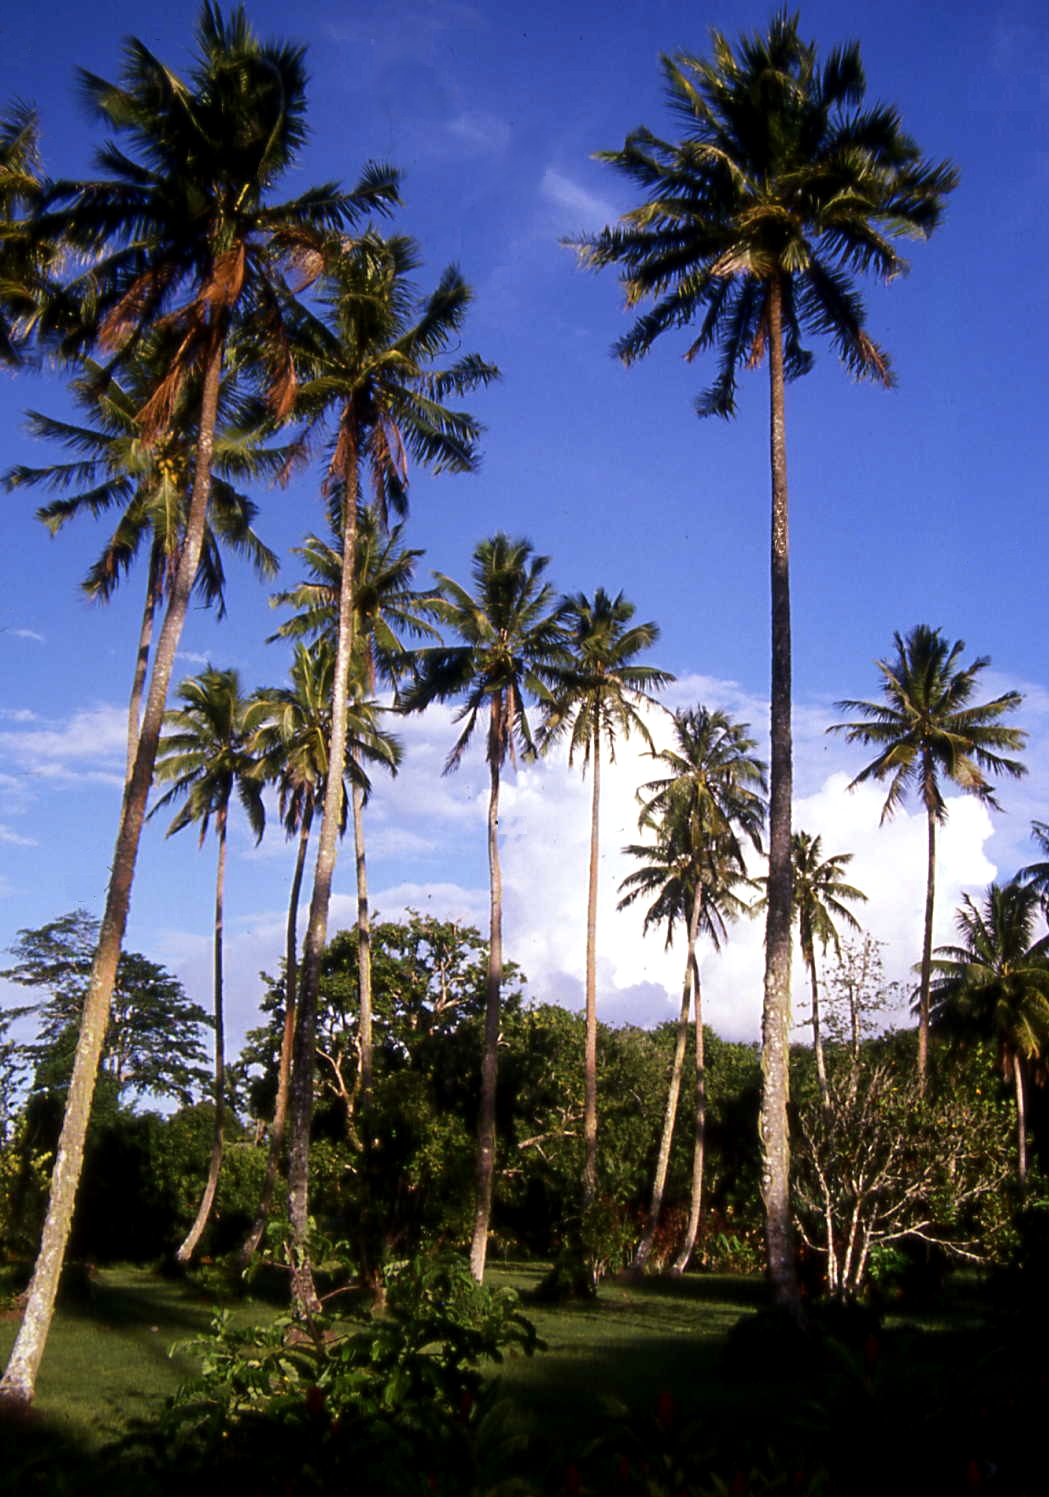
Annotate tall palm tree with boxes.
[831,625,1026,1087]
[1018,822,1049,910]
[786,832,866,1103]
[1,6,396,1407]
[620,706,766,1271]
[930,882,1049,1179]
[284,233,495,1313]
[539,590,672,1217]
[269,516,438,1105]
[572,12,956,1311]
[400,534,571,1280]
[151,666,266,1262]
[238,639,400,1263]
[6,350,280,775]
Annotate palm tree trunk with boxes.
[239,804,313,1266]
[353,774,373,1109]
[808,941,828,1106]
[634,882,703,1272]
[582,731,600,1214]
[0,323,227,1410]
[672,952,706,1274]
[177,806,227,1263]
[288,452,360,1319]
[759,274,800,1314]
[1013,1050,1028,1181]
[917,806,937,1090]
[125,539,163,781]
[470,730,503,1282]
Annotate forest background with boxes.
[1,0,1047,1061]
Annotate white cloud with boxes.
[0,825,37,847]
[6,628,45,644]
[446,110,510,155]
[0,709,38,723]
[0,704,126,765]
[539,168,617,230]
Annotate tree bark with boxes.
[0,323,226,1410]
[582,730,600,1214]
[288,446,359,1319]
[634,882,702,1271]
[125,539,163,782]
[759,275,800,1314]
[672,952,706,1274]
[239,803,312,1266]
[917,804,937,1091]
[176,804,227,1263]
[353,774,373,1111]
[807,939,828,1106]
[1013,1050,1027,1182]
[469,730,503,1282]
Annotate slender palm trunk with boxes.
[240,804,313,1266]
[634,883,703,1272]
[1013,1050,1028,1181]
[582,731,600,1214]
[672,952,706,1274]
[1,324,226,1409]
[807,939,828,1106]
[470,728,503,1282]
[917,805,937,1091]
[759,275,799,1313]
[353,775,373,1109]
[125,540,163,781]
[288,455,359,1319]
[177,806,227,1263]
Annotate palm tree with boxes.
[785,832,866,1103]
[238,639,400,1263]
[1,6,396,1407]
[831,625,1026,1087]
[930,882,1049,1179]
[284,232,496,1313]
[539,589,672,1219]
[572,12,956,1311]
[151,666,265,1261]
[0,100,54,361]
[400,534,571,1280]
[269,516,439,1105]
[7,350,280,775]
[1018,822,1049,909]
[620,707,766,1271]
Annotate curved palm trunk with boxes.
[582,732,600,1215]
[806,938,828,1106]
[634,882,703,1271]
[1013,1050,1028,1182]
[1,325,226,1409]
[353,775,374,1109]
[288,456,359,1319]
[759,276,800,1314]
[177,806,227,1263]
[672,952,706,1274]
[917,806,936,1091]
[240,804,313,1266]
[470,735,503,1282]
[125,539,164,781]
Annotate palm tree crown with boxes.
[931,881,1049,1177]
[152,666,265,846]
[790,832,866,965]
[831,623,1026,1085]
[573,13,957,414]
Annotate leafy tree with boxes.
[400,534,571,1279]
[930,881,1049,1179]
[1,910,210,1107]
[286,232,495,1313]
[2,5,397,1408]
[573,11,956,1311]
[6,349,280,774]
[539,589,671,1220]
[152,666,265,1261]
[620,707,765,1271]
[831,624,1026,1087]
[822,933,898,1071]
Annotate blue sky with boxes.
[2,0,1047,1059]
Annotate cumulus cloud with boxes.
[0,704,126,769]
